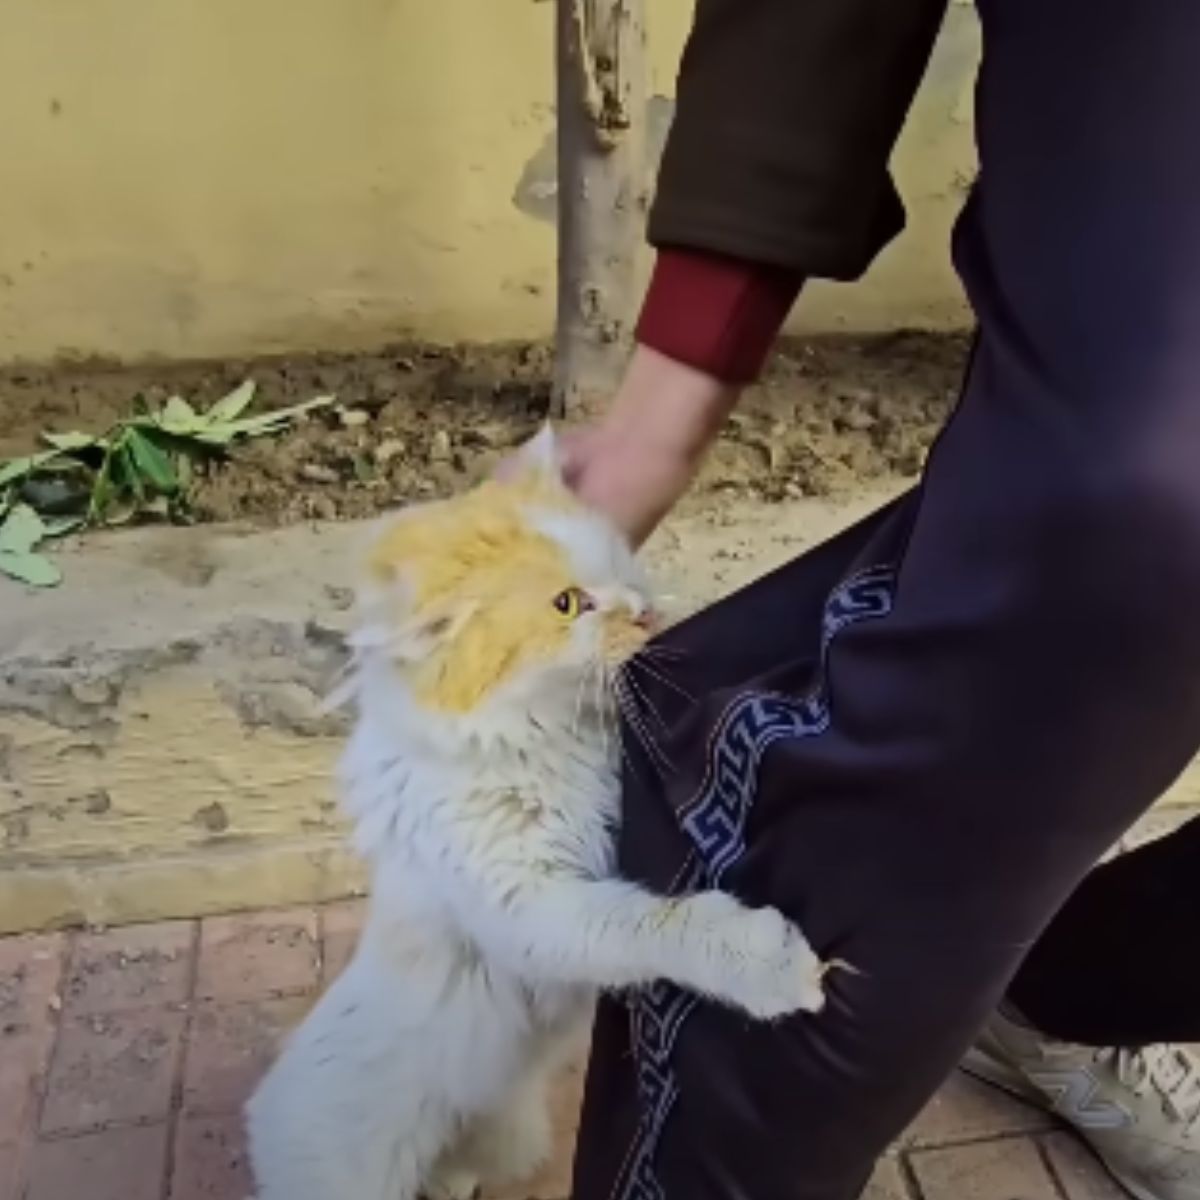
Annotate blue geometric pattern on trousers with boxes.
[615,564,896,1200]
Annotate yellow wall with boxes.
[0,0,979,367]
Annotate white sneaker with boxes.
[963,1009,1200,1200]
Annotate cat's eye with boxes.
[552,588,592,619]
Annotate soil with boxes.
[0,332,969,528]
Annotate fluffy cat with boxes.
[245,428,827,1200]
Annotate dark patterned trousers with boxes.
[571,1,1200,1198]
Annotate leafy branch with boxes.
[0,381,332,588]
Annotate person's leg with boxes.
[961,817,1200,1200]
[571,2,1200,1199]
[1006,815,1200,1047]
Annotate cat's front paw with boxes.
[680,892,827,1020]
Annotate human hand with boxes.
[554,421,698,548]
[522,347,741,547]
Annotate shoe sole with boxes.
[959,1051,1158,1200]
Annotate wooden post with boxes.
[553,0,647,418]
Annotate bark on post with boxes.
[553,0,647,419]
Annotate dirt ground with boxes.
[0,333,968,527]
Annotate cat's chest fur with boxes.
[341,709,619,942]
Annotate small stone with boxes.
[81,790,111,815]
[300,463,339,484]
[838,403,877,432]
[309,495,337,522]
[338,408,369,428]
[324,585,354,611]
[69,678,112,706]
[460,422,511,451]
[374,438,406,466]
[193,802,230,834]
[428,430,452,463]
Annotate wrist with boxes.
[602,345,740,466]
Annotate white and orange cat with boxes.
[245,428,826,1200]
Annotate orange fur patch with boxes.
[368,479,616,713]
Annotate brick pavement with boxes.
[0,901,1134,1200]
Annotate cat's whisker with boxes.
[610,683,662,791]
[620,681,677,773]
[617,666,671,735]
[629,656,697,704]
[621,702,675,780]
[614,676,676,777]
[641,643,690,663]
[593,661,615,761]
[617,675,678,782]
[319,659,362,714]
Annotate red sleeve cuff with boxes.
[635,247,803,384]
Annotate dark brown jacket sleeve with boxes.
[649,0,950,279]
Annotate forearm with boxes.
[569,249,801,542]
[606,247,802,457]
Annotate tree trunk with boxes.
[553,0,647,420]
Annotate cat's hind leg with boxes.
[427,1061,555,1200]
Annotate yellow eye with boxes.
[552,588,591,619]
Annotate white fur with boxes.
[246,465,825,1200]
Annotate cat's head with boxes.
[348,426,655,744]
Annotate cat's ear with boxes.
[391,600,478,663]
[506,422,565,486]
[353,569,478,664]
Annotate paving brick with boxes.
[0,938,63,1150]
[909,1137,1059,1200]
[1042,1132,1128,1200]
[904,1069,1052,1148]
[0,934,65,1027]
[170,1115,254,1200]
[182,997,309,1117]
[0,1142,23,1200]
[41,1009,185,1135]
[319,897,366,983]
[0,1026,55,1148]
[196,909,319,1002]
[26,1124,169,1200]
[864,1156,913,1200]
[65,921,194,1017]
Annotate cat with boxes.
[245,427,828,1200]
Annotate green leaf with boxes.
[156,395,203,435]
[203,380,256,426]
[40,515,84,539]
[0,549,61,587]
[88,443,119,523]
[103,500,138,526]
[126,429,178,494]
[41,430,100,453]
[220,394,334,438]
[141,495,171,517]
[0,449,62,488]
[0,504,47,554]
[117,441,145,503]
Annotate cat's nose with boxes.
[633,607,660,632]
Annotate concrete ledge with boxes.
[0,836,365,935]
[2,491,1195,933]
